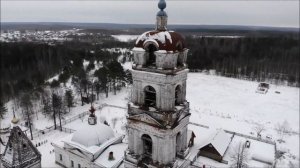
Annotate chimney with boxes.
[108,151,114,160]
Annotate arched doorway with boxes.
[175,85,182,105]
[142,134,152,157]
[144,86,156,107]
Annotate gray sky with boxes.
[1,0,299,28]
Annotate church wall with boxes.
[177,49,189,66]
[127,115,190,165]
[155,52,178,70]
[54,145,96,168]
[133,50,147,67]
[54,146,67,167]
[131,69,188,111]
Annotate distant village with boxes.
[0,29,89,44]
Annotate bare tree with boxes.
[0,101,8,119]
[20,93,34,140]
[253,123,265,138]
[42,89,52,118]
[64,89,74,112]
[275,120,291,142]
[288,161,299,168]
[52,93,65,131]
[230,142,249,168]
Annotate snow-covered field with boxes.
[111,35,139,42]
[1,72,299,167]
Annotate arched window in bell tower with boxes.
[144,42,158,66]
[142,134,152,157]
[175,85,182,105]
[144,86,156,107]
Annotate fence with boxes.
[29,103,126,138]
[224,130,276,145]
[61,127,76,133]
[31,111,90,138]
[102,103,127,110]
[189,122,209,129]
[189,122,276,145]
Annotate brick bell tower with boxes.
[124,0,190,167]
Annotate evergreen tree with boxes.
[0,101,8,119]
[94,67,109,98]
[94,82,101,100]
[20,93,34,140]
[42,92,52,118]
[52,92,66,131]
[107,60,126,95]
[64,90,74,112]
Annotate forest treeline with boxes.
[1,33,299,103]
[0,39,134,102]
[185,36,299,86]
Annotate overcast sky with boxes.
[1,0,299,28]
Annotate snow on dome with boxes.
[71,123,114,147]
[135,30,185,51]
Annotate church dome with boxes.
[135,30,186,52]
[71,123,114,147]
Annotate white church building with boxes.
[52,106,127,168]
[52,0,276,168]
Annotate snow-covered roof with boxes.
[136,31,172,45]
[200,129,232,156]
[71,122,114,147]
[94,143,127,168]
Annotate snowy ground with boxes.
[111,35,139,42]
[1,72,299,167]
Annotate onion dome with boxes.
[11,116,19,124]
[11,110,19,124]
[134,0,186,52]
[71,123,114,147]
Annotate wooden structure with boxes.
[1,126,41,168]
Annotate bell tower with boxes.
[124,0,190,167]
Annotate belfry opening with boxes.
[145,43,158,65]
[144,86,156,107]
[142,134,153,157]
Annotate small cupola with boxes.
[11,109,19,125]
[132,0,188,70]
[88,105,97,125]
[156,0,168,31]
